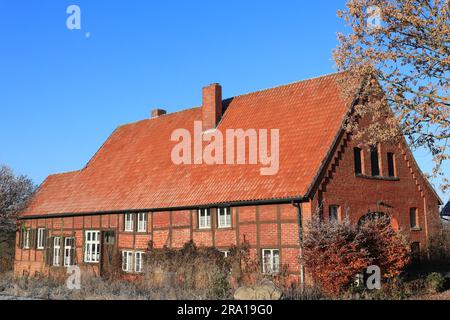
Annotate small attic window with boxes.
[354,147,363,175]
[370,145,380,176]
[387,152,395,177]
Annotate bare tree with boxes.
[334,0,450,192]
[0,165,36,242]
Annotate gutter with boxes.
[18,196,308,220]
[292,200,305,285]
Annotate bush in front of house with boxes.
[302,215,411,296]
[144,241,235,299]
[426,272,446,294]
[428,223,450,266]
[143,240,293,299]
[302,216,371,296]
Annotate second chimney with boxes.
[151,108,167,118]
[202,83,222,131]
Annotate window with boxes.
[121,251,144,273]
[354,147,363,175]
[135,252,145,273]
[64,237,74,267]
[84,231,100,263]
[53,237,61,267]
[217,207,231,228]
[370,145,380,176]
[37,228,45,249]
[122,251,133,272]
[410,208,419,229]
[329,205,339,223]
[387,153,395,177]
[262,249,280,274]
[124,213,134,232]
[104,231,115,245]
[23,229,31,249]
[137,213,147,232]
[198,209,211,229]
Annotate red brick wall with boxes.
[14,204,302,277]
[310,133,442,254]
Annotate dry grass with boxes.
[0,271,218,300]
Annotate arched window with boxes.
[357,211,389,227]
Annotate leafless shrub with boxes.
[428,222,450,265]
[0,165,36,272]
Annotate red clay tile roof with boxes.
[21,72,352,217]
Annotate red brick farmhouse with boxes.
[15,73,443,283]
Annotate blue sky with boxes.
[0,0,447,201]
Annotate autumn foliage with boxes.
[333,0,450,192]
[357,216,411,279]
[302,215,411,295]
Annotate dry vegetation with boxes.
[0,228,449,300]
[302,215,411,296]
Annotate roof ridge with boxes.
[48,170,81,177]
[115,72,345,129]
[225,71,345,101]
[117,106,201,129]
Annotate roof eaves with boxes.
[18,195,308,220]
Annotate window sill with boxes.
[355,174,400,181]
[217,227,233,230]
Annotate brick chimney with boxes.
[151,108,167,118]
[202,83,222,131]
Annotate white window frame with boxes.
[23,229,31,249]
[53,237,61,267]
[134,251,145,273]
[217,207,231,228]
[124,213,134,232]
[198,209,211,229]
[84,230,100,263]
[64,237,74,267]
[137,213,147,232]
[122,250,133,272]
[37,228,45,249]
[262,249,280,274]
